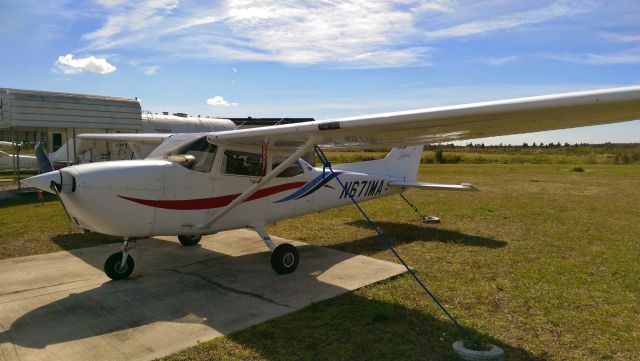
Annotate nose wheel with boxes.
[253,223,299,274]
[104,238,135,280]
[178,234,202,246]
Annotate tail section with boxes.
[34,144,54,174]
[332,145,424,182]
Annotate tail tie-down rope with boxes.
[313,145,478,343]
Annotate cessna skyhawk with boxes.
[22,86,640,280]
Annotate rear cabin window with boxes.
[222,149,262,176]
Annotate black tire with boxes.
[104,252,134,280]
[178,234,202,246]
[271,243,299,274]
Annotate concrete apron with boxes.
[0,229,405,361]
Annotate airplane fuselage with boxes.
[53,155,403,238]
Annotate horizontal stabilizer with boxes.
[388,181,478,191]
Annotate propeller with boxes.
[25,144,73,223]
[34,143,54,174]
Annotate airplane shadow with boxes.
[327,220,507,255]
[51,232,121,251]
[225,292,547,361]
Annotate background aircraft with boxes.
[0,141,38,172]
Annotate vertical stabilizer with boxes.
[332,145,424,182]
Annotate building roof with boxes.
[0,88,142,130]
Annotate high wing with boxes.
[207,86,640,150]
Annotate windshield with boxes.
[149,134,217,172]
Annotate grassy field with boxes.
[1,163,638,360]
[324,143,640,165]
[165,164,640,361]
[0,170,37,181]
[0,192,119,259]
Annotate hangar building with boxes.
[0,88,142,164]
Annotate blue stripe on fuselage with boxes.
[274,171,342,203]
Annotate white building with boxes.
[0,88,235,181]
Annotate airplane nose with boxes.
[21,171,62,194]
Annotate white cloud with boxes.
[55,54,117,74]
[425,1,586,39]
[207,96,238,106]
[544,49,640,65]
[80,0,449,68]
[96,0,129,7]
[601,33,640,43]
[83,0,180,48]
[477,56,519,66]
[143,65,160,75]
[75,0,601,68]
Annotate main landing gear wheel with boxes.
[271,243,299,274]
[104,251,134,280]
[178,234,202,246]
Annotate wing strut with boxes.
[194,137,317,231]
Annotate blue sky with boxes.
[1,0,639,144]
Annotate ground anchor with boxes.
[452,340,505,360]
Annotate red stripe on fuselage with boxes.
[118,181,306,210]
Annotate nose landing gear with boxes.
[178,234,202,246]
[104,238,135,280]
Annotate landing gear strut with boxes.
[104,237,134,280]
[254,224,299,274]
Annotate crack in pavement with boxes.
[165,268,294,309]
[0,277,104,298]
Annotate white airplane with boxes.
[22,86,640,280]
[0,141,38,171]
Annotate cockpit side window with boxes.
[150,135,217,172]
[186,142,217,172]
[222,149,262,176]
[272,156,304,177]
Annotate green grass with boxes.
[0,170,37,181]
[1,164,638,360]
[324,143,640,165]
[0,192,120,259]
[165,164,640,361]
